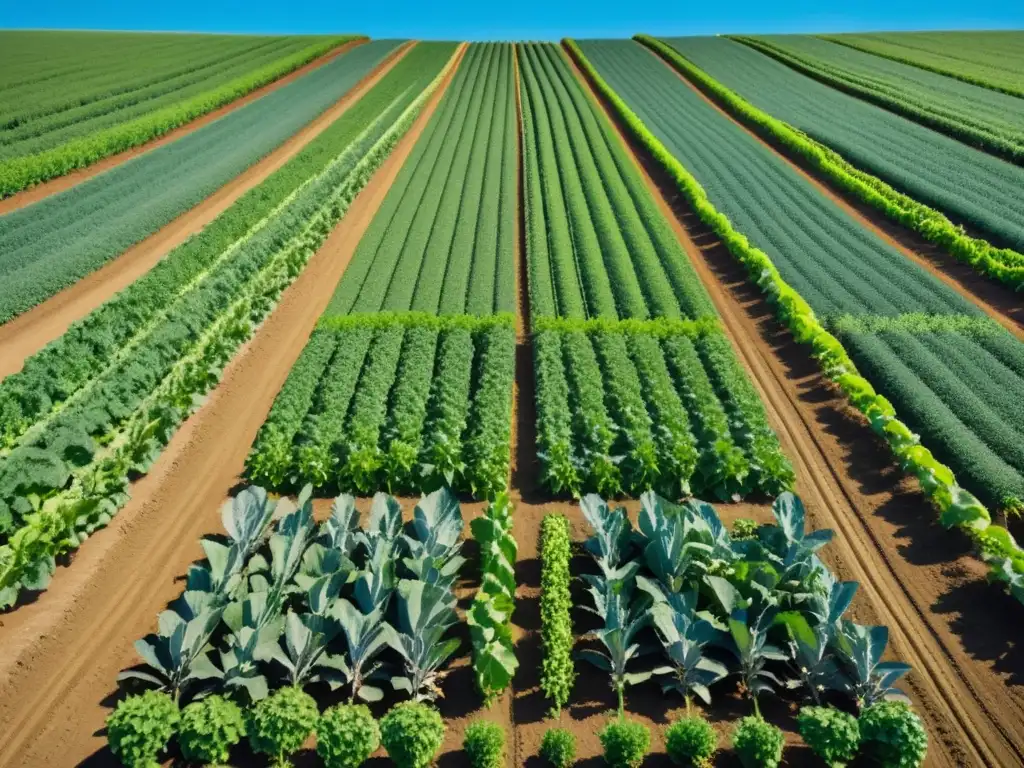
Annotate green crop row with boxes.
[635,35,1024,291]
[468,493,519,705]
[0,37,361,196]
[566,37,1024,605]
[732,35,1024,164]
[539,513,574,714]
[0,47,456,609]
[246,313,516,498]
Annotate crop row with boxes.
[517,42,792,499]
[0,45,459,609]
[246,313,515,498]
[0,35,357,193]
[819,31,1024,98]
[644,35,1024,267]
[733,35,1024,163]
[638,36,1024,292]
[567,38,1024,604]
[576,490,925,765]
[120,486,468,706]
[0,39,401,323]
[249,43,518,500]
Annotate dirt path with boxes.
[0,45,466,768]
[0,40,368,215]
[566,44,1024,768]
[0,41,415,382]
[640,43,1024,340]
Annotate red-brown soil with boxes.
[0,41,415,382]
[566,44,1024,767]
[0,43,467,768]
[0,39,367,215]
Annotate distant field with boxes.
[734,34,1024,162]
[822,30,1024,97]
[0,30,355,194]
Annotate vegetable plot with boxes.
[119,486,466,705]
[820,31,1024,98]
[247,42,517,500]
[646,36,1024,263]
[0,31,358,196]
[0,39,401,323]
[517,42,793,499]
[733,35,1024,164]
[579,492,914,716]
[0,42,459,610]
[569,38,1024,603]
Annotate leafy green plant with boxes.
[599,717,650,768]
[464,720,506,768]
[833,622,911,708]
[178,694,246,766]
[540,727,577,767]
[316,704,381,768]
[390,578,461,701]
[468,493,519,705]
[379,702,445,768]
[246,686,319,767]
[732,518,759,541]
[797,706,859,768]
[732,716,784,768]
[665,715,717,767]
[106,690,179,768]
[858,701,928,768]
[539,513,575,714]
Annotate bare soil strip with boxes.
[0,39,368,216]
[0,41,415,383]
[567,45,1024,768]
[642,45,1024,340]
[0,45,466,768]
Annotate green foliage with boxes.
[379,702,445,768]
[468,494,519,704]
[106,690,179,768]
[858,701,928,768]
[463,720,506,768]
[178,694,246,766]
[0,36,359,197]
[665,715,717,767]
[0,44,459,610]
[540,727,577,767]
[599,717,650,768]
[564,36,1024,606]
[732,716,784,768]
[316,704,381,768]
[797,706,859,767]
[246,686,319,767]
[539,514,575,714]
[732,518,759,541]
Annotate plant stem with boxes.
[752,694,761,718]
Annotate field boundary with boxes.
[0,41,416,381]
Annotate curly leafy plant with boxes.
[732,716,784,768]
[539,513,575,715]
[540,727,577,767]
[858,701,927,768]
[316,703,381,768]
[600,717,650,768]
[797,706,859,768]
[665,715,717,768]
[178,694,246,766]
[380,702,445,768]
[246,686,319,767]
[464,720,506,768]
[106,690,179,768]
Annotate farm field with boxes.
[648,35,1024,273]
[0,24,1022,768]
[732,34,1024,162]
[0,31,357,196]
[821,30,1024,96]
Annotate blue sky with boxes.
[2,0,1022,39]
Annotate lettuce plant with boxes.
[178,694,246,766]
[106,690,179,768]
[316,703,381,768]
